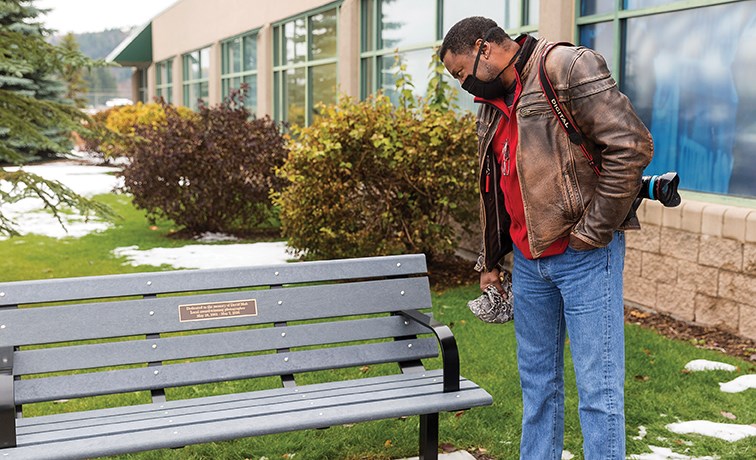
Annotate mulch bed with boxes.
[625,306,756,364]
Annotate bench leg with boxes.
[419,413,438,460]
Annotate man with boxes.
[439,17,653,460]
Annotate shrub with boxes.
[80,102,195,161]
[119,92,287,235]
[275,54,478,261]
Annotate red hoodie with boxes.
[475,73,568,260]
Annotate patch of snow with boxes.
[718,374,756,393]
[1,161,121,240]
[4,161,121,197]
[628,445,717,460]
[113,241,292,269]
[684,360,737,372]
[194,232,240,243]
[633,425,648,440]
[561,451,575,459]
[666,420,756,442]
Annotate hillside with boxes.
[51,28,135,107]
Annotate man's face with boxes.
[442,41,497,85]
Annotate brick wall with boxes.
[626,199,756,340]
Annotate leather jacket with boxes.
[475,37,653,271]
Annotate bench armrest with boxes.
[0,346,16,448]
[398,310,460,393]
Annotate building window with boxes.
[578,0,756,198]
[360,0,539,111]
[182,47,210,110]
[221,32,258,113]
[155,59,173,104]
[272,5,339,127]
[137,68,148,103]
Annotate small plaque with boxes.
[178,299,258,322]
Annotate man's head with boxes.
[439,17,518,99]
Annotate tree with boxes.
[0,0,113,236]
[58,32,88,108]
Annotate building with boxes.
[109,0,756,339]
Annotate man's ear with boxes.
[474,38,485,55]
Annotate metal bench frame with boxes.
[0,254,491,459]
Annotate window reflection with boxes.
[310,10,337,60]
[312,63,338,116]
[623,2,756,196]
[380,0,435,50]
[579,22,614,72]
[624,0,681,10]
[244,35,257,70]
[581,0,615,16]
[285,18,307,65]
[443,0,506,35]
[285,67,306,127]
[380,49,434,105]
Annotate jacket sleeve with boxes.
[563,48,653,247]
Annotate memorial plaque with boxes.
[178,299,258,322]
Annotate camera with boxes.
[638,171,681,207]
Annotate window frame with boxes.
[221,30,259,110]
[272,1,341,127]
[574,0,745,85]
[137,68,149,103]
[182,46,211,110]
[359,0,540,99]
[155,58,174,104]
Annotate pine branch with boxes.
[0,168,118,237]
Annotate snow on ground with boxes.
[665,420,756,442]
[113,242,291,269]
[718,374,756,393]
[684,360,737,372]
[628,445,717,460]
[633,425,648,440]
[0,160,121,240]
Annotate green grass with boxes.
[1,194,754,459]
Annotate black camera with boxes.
[638,171,681,207]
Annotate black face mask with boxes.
[462,29,520,100]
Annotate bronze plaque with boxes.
[178,299,258,322]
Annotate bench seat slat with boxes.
[18,369,443,428]
[0,255,427,307]
[0,277,431,346]
[10,376,491,460]
[19,377,485,444]
[15,315,431,375]
[15,338,439,404]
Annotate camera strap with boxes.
[538,42,601,177]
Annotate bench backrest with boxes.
[0,254,435,411]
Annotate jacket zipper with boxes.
[479,103,505,271]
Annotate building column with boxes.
[148,64,157,103]
[208,41,222,106]
[131,70,140,103]
[338,0,360,99]
[538,0,575,42]
[172,57,182,106]
[257,23,273,118]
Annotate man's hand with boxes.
[480,268,504,294]
[569,234,596,251]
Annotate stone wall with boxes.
[625,199,756,340]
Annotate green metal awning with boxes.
[106,22,152,66]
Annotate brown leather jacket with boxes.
[475,37,653,271]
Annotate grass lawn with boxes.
[1,194,754,459]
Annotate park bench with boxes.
[0,254,492,459]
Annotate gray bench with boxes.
[0,254,492,459]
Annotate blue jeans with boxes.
[513,232,626,460]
